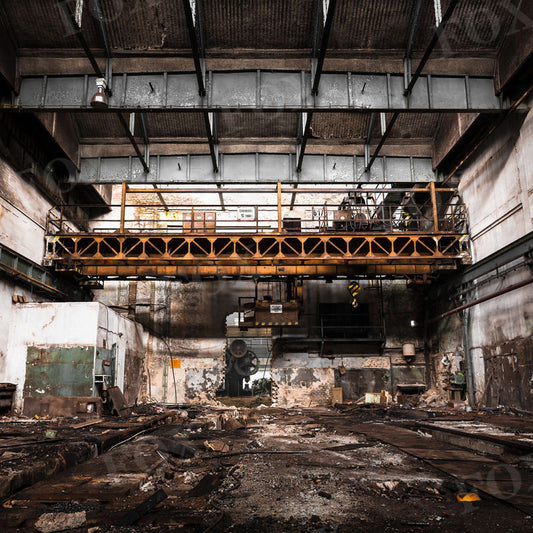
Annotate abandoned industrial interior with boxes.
[0,0,532,531]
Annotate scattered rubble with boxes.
[0,406,531,531]
[34,511,86,533]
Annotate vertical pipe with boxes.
[119,181,127,233]
[461,308,475,408]
[423,292,431,389]
[277,181,282,233]
[430,181,439,231]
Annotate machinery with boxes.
[227,339,259,378]
[238,279,302,328]
[333,192,375,231]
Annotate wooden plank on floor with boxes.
[351,422,533,515]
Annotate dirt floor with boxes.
[0,406,532,532]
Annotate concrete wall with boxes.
[1,302,144,411]
[0,158,55,366]
[95,277,427,406]
[95,280,241,404]
[429,98,533,409]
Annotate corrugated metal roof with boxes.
[145,112,206,138]
[218,112,298,138]
[0,0,99,49]
[311,113,369,140]
[74,111,440,141]
[203,0,315,49]
[2,0,515,53]
[312,113,437,141]
[98,0,189,51]
[75,111,207,139]
[387,113,440,139]
[74,113,126,138]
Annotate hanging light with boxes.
[90,78,108,109]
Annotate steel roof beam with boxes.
[404,0,459,97]
[74,153,436,184]
[91,0,112,60]
[183,0,220,182]
[296,0,337,178]
[61,0,150,173]
[365,0,459,172]
[364,112,399,173]
[9,71,506,112]
[404,0,425,92]
[311,0,337,95]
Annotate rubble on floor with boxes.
[0,406,531,531]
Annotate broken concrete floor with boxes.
[0,407,531,531]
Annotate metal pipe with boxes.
[277,181,282,232]
[461,308,476,408]
[119,181,127,232]
[54,186,456,196]
[429,277,533,323]
[430,181,439,231]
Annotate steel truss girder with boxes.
[77,154,436,184]
[46,233,465,279]
[11,72,505,112]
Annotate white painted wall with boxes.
[96,302,145,395]
[1,302,144,411]
[0,157,55,371]
[2,302,99,410]
[456,97,533,405]
[460,98,533,261]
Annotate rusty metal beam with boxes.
[45,232,465,280]
[58,263,447,279]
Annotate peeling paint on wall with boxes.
[272,367,335,407]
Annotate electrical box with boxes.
[183,211,216,233]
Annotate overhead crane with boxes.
[44,183,469,280]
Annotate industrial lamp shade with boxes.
[90,78,108,109]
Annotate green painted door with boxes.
[24,346,94,398]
